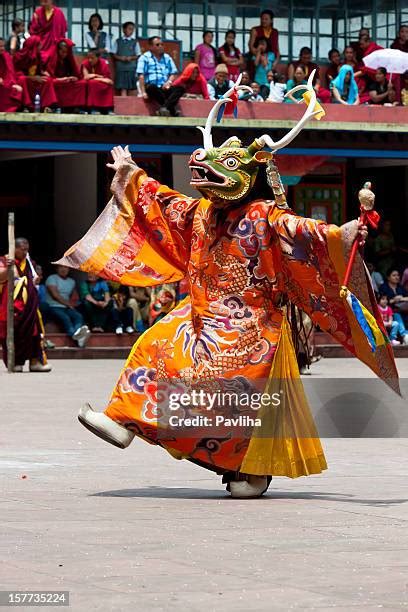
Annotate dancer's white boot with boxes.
[78,403,135,449]
[229,475,272,499]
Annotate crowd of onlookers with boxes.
[367,220,408,346]
[0,1,407,115]
[36,263,188,348]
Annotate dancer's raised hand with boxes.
[106,145,133,170]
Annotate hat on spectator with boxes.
[215,63,228,75]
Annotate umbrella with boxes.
[363,48,408,74]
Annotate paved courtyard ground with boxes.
[1,358,407,611]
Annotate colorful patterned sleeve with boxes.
[268,206,399,391]
[57,161,200,287]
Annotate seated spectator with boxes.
[6,18,29,55]
[172,63,209,99]
[137,37,180,117]
[248,10,280,68]
[248,82,264,102]
[253,37,275,99]
[81,49,114,115]
[401,70,408,106]
[79,272,112,332]
[266,71,286,103]
[14,35,58,112]
[288,47,318,82]
[29,0,67,63]
[369,67,394,105]
[194,31,217,82]
[112,21,140,96]
[85,13,111,57]
[379,269,408,345]
[0,37,28,112]
[285,65,307,103]
[240,71,251,86]
[46,38,86,112]
[207,64,234,100]
[219,30,243,82]
[377,294,401,345]
[391,24,408,52]
[45,265,90,347]
[343,45,370,104]
[358,35,383,82]
[373,220,397,276]
[350,27,370,62]
[127,286,150,332]
[111,286,134,335]
[343,45,358,70]
[367,262,384,295]
[330,65,359,105]
[325,48,341,86]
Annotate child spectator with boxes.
[266,71,286,103]
[207,64,234,100]
[172,63,209,99]
[6,18,29,55]
[285,65,307,103]
[401,70,408,106]
[194,31,217,81]
[112,21,140,96]
[330,64,359,105]
[367,262,383,295]
[325,48,341,86]
[248,82,264,102]
[149,285,176,325]
[218,30,243,82]
[377,294,400,345]
[253,37,274,99]
[79,272,112,332]
[85,13,111,57]
[81,49,114,115]
[111,286,134,335]
[379,269,408,345]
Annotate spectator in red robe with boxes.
[172,62,209,99]
[29,0,67,63]
[47,38,86,112]
[0,37,29,111]
[324,48,341,87]
[248,10,280,68]
[391,24,408,52]
[350,27,370,62]
[288,47,319,82]
[14,35,57,111]
[81,50,114,114]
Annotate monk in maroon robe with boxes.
[0,238,50,372]
[14,35,57,111]
[29,0,67,63]
[0,37,30,111]
[81,50,114,113]
[47,38,86,110]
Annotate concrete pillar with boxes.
[54,153,97,255]
[172,154,196,198]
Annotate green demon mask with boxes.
[189,138,271,201]
[189,71,324,204]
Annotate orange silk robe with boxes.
[59,161,398,477]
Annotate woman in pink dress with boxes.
[194,30,217,81]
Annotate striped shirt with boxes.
[136,50,177,87]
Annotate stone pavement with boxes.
[0,359,407,611]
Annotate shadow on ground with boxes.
[91,487,408,506]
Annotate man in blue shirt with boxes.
[137,36,183,116]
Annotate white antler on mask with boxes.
[256,69,322,152]
[197,74,252,150]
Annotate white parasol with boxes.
[363,48,408,75]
